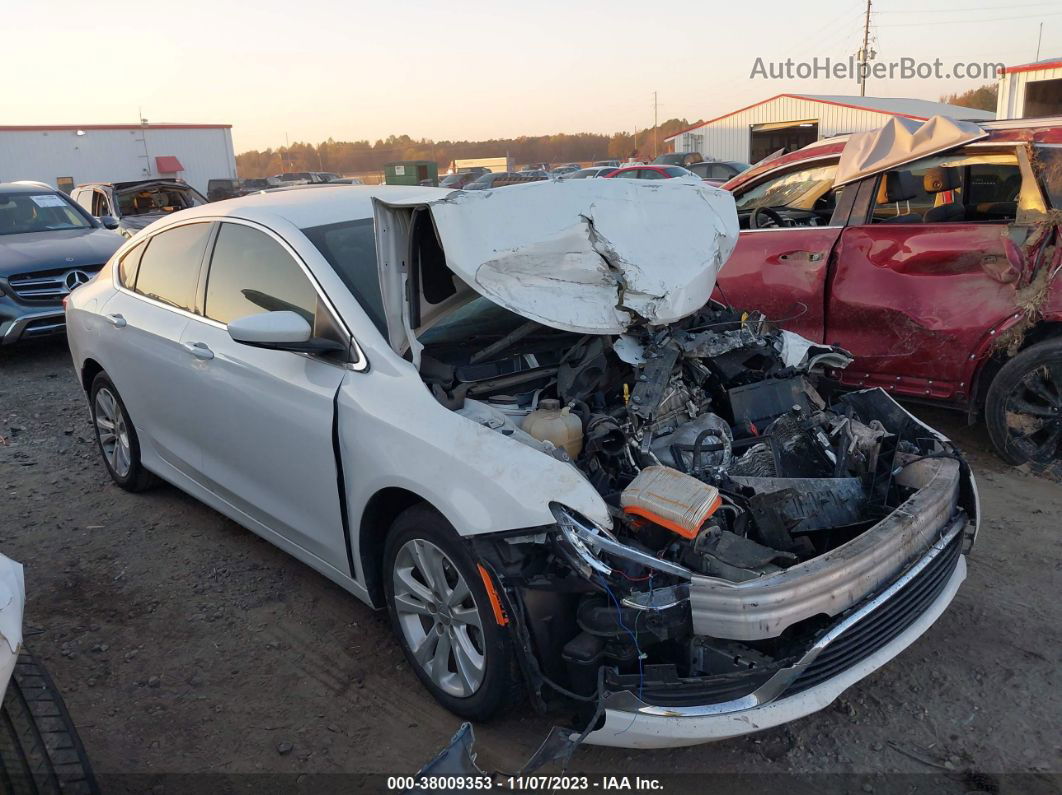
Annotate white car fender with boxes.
[0,554,25,697]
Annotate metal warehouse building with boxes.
[0,123,236,196]
[996,57,1062,119]
[666,94,995,165]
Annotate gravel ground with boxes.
[1,337,1060,794]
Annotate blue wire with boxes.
[598,577,645,700]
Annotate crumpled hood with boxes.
[407,179,739,334]
[0,228,124,277]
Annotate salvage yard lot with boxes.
[1,338,1059,792]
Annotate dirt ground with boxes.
[1,337,1060,794]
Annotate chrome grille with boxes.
[6,265,103,302]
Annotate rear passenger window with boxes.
[204,223,317,326]
[133,222,211,312]
[118,241,146,288]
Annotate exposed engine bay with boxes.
[414,301,975,711]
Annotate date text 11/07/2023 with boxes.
[387,775,665,791]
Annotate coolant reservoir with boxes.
[522,399,584,458]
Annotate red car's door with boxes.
[825,151,1032,402]
[716,227,842,342]
[716,159,845,342]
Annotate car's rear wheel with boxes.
[383,505,521,721]
[89,373,156,492]
[985,338,1062,469]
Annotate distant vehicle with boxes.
[654,151,703,167]
[314,172,342,183]
[518,170,550,178]
[549,166,580,177]
[687,160,751,186]
[207,178,244,202]
[562,166,618,179]
[241,177,281,191]
[593,160,620,167]
[606,165,697,180]
[439,172,482,189]
[464,172,546,189]
[272,172,318,186]
[523,162,550,172]
[0,182,123,345]
[71,180,208,238]
[328,177,365,185]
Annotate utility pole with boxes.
[859,0,872,97]
[652,90,658,158]
[1035,22,1043,61]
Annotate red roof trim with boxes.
[0,123,231,132]
[1001,59,1062,75]
[666,93,934,140]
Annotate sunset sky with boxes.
[9,0,1061,151]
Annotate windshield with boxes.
[0,192,93,235]
[116,185,204,217]
[734,164,837,212]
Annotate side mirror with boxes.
[227,310,347,354]
[99,215,120,230]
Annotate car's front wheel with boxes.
[383,505,521,721]
[985,337,1062,471]
[89,372,156,492]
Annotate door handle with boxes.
[104,313,126,328]
[779,251,824,263]
[181,341,214,360]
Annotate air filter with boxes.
[621,466,721,539]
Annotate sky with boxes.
[7,0,1061,153]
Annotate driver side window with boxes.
[734,163,838,214]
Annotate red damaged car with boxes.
[717,115,1062,472]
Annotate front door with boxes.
[716,160,844,342]
[176,220,351,571]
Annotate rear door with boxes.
[176,219,351,570]
[98,221,214,475]
[716,160,843,342]
[825,146,1040,402]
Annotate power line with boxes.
[876,1,1057,12]
[875,10,1062,25]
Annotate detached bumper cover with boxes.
[586,520,966,748]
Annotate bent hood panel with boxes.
[390,179,739,335]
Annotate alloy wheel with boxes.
[1003,362,1062,463]
[392,538,486,698]
[94,387,132,478]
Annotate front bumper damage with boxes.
[469,392,977,751]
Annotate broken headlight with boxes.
[550,504,612,578]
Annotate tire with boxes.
[383,505,522,721]
[985,338,1062,468]
[89,372,156,492]
[0,652,99,795]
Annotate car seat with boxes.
[876,171,922,223]
[923,167,964,223]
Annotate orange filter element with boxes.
[620,466,722,539]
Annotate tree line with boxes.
[235,118,701,177]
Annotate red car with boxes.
[716,116,1062,472]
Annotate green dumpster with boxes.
[383,160,439,187]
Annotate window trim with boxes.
[113,215,367,371]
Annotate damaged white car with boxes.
[65,180,977,748]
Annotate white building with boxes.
[996,58,1062,119]
[666,94,995,165]
[0,123,236,195]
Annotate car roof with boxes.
[0,182,61,193]
[174,184,453,229]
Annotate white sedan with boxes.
[65,181,976,748]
